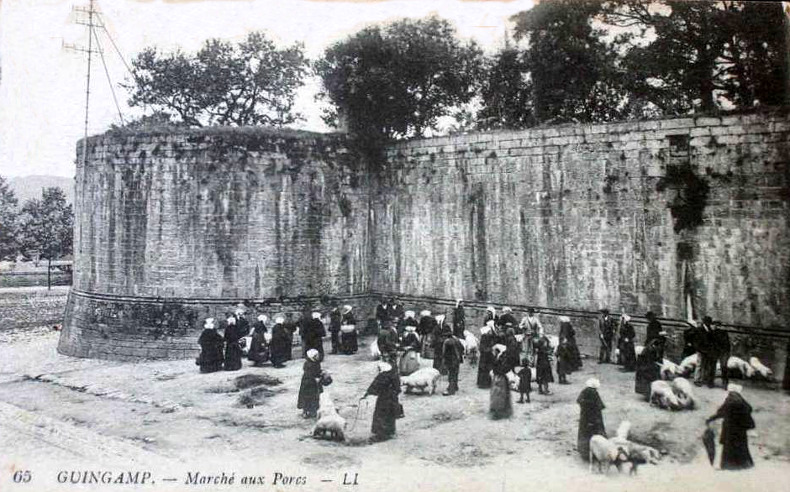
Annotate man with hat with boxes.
[441,325,465,395]
[598,309,616,364]
[645,311,663,345]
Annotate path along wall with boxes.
[371,110,790,356]
[59,128,371,360]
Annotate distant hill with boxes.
[8,175,74,205]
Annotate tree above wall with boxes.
[315,16,483,147]
[124,32,308,128]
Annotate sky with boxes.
[0,0,534,178]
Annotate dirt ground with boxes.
[1,325,789,492]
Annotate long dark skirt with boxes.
[478,354,493,389]
[635,353,660,396]
[721,431,754,470]
[536,353,554,384]
[340,330,358,354]
[372,395,399,440]
[224,343,243,371]
[490,374,512,419]
[297,376,321,417]
[621,341,636,371]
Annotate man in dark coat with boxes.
[197,318,224,373]
[477,320,496,389]
[389,298,404,332]
[598,309,615,364]
[452,299,466,338]
[270,316,292,368]
[645,311,663,344]
[328,307,342,355]
[710,320,731,389]
[362,362,401,442]
[375,299,390,329]
[442,329,465,395]
[223,315,244,371]
[303,312,327,361]
[706,384,755,470]
[682,320,700,360]
[577,378,606,461]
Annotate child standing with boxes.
[517,360,532,403]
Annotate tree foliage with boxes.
[478,0,787,130]
[0,176,19,260]
[125,32,308,127]
[315,16,483,143]
[602,0,787,113]
[17,187,73,262]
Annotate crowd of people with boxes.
[195,299,756,471]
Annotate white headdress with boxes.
[312,312,322,320]
[558,316,571,323]
[274,315,285,324]
[486,306,496,313]
[226,316,236,326]
[420,310,431,317]
[377,362,392,372]
[342,305,353,313]
[306,349,320,361]
[621,314,631,322]
[405,310,415,319]
[435,314,446,324]
[257,314,268,323]
[503,306,512,313]
[204,318,216,329]
[586,378,600,389]
[727,383,743,394]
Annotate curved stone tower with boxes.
[59,127,370,360]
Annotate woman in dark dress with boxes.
[577,378,606,461]
[477,320,496,389]
[362,362,401,442]
[223,316,244,371]
[635,335,665,397]
[197,318,224,373]
[247,314,270,366]
[618,314,637,372]
[452,299,466,338]
[270,316,292,368]
[556,337,573,384]
[490,344,514,419]
[532,329,554,395]
[297,349,322,418]
[706,384,755,470]
[340,305,358,355]
[558,316,582,371]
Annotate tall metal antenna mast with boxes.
[64,0,99,168]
